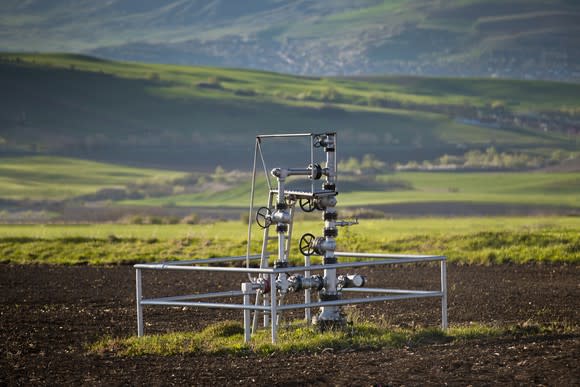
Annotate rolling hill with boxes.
[1,53,578,171]
[1,0,579,80]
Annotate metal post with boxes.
[441,260,448,330]
[136,268,144,337]
[270,274,277,343]
[304,255,311,324]
[242,283,252,343]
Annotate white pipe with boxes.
[136,268,143,337]
[441,260,448,330]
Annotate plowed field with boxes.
[1,264,578,385]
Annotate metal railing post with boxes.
[441,260,448,330]
[304,254,311,324]
[242,282,252,343]
[136,268,144,337]
[270,274,277,343]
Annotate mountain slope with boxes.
[1,0,579,80]
[1,53,577,170]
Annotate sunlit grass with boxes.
[89,320,575,357]
[1,217,578,265]
[0,156,185,200]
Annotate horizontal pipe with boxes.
[335,252,446,260]
[140,300,270,311]
[342,288,438,294]
[257,133,313,139]
[133,264,274,274]
[159,255,262,266]
[276,292,444,311]
[272,256,446,273]
[134,254,262,267]
[134,255,446,274]
[145,290,255,303]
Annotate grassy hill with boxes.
[1,0,579,80]
[1,53,578,171]
[0,156,184,201]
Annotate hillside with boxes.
[0,0,579,80]
[1,53,578,171]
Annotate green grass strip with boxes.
[89,320,576,357]
[1,228,578,265]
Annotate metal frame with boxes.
[134,132,448,343]
[134,252,447,343]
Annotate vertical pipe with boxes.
[304,254,311,324]
[245,138,259,278]
[441,260,448,330]
[310,134,315,194]
[263,296,270,327]
[242,283,251,343]
[136,268,144,337]
[270,274,277,343]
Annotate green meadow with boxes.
[0,156,184,200]
[1,217,578,265]
[120,171,580,208]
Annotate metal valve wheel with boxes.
[312,134,323,148]
[255,207,272,229]
[299,198,316,212]
[299,233,316,256]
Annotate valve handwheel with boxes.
[256,207,272,229]
[299,233,316,256]
[299,198,316,212]
[313,135,323,148]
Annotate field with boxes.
[0,217,578,265]
[1,214,579,384]
[120,171,580,209]
[1,261,578,384]
[0,156,184,200]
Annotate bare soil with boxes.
[1,263,578,386]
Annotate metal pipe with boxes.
[277,292,444,311]
[133,264,274,274]
[152,255,262,266]
[270,274,277,343]
[144,290,251,302]
[242,283,252,343]
[136,268,143,337]
[441,260,448,330]
[342,288,439,294]
[140,300,271,311]
[257,133,313,139]
[304,255,311,324]
[135,255,444,273]
[246,139,260,280]
[335,252,447,259]
[272,256,446,273]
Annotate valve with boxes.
[299,233,316,255]
[313,134,323,148]
[337,274,366,290]
[299,233,335,256]
[299,198,316,213]
[335,218,359,227]
[255,207,272,229]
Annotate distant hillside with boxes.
[0,53,578,170]
[0,0,579,81]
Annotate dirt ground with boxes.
[1,263,578,386]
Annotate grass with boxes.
[0,217,578,265]
[89,319,574,357]
[0,156,185,200]
[119,171,580,208]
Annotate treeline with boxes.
[396,148,577,171]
